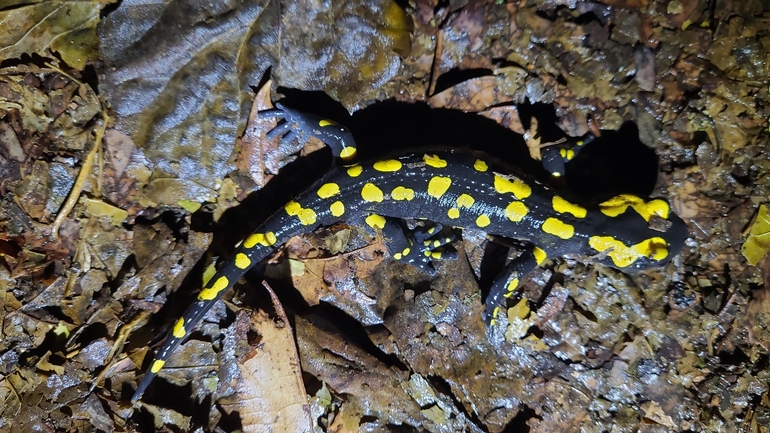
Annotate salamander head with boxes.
[589,195,688,271]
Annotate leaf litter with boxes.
[1,0,770,432]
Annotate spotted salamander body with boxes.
[131,105,687,402]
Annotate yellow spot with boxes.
[427,176,452,199]
[365,214,386,229]
[431,252,442,259]
[576,140,585,147]
[285,201,317,225]
[317,183,340,199]
[330,201,345,217]
[340,147,357,162]
[589,236,669,268]
[552,196,587,218]
[266,232,277,245]
[173,318,186,338]
[347,164,363,177]
[448,208,460,219]
[476,214,491,228]
[551,172,562,178]
[234,253,251,269]
[391,186,415,201]
[599,195,670,221]
[559,148,576,160]
[533,247,547,265]
[243,233,263,248]
[456,194,475,208]
[505,278,520,296]
[424,154,448,168]
[198,276,230,301]
[542,218,574,240]
[394,252,402,259]
[494,174,532,200]
[361,183,384,202]
[373,159,403,172]
[491,307,500,324]
[504,201,528,222]
[474,159,488,172]
[318,119,334,127]
[150,359,166,374]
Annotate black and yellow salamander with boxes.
[131,104,688,402]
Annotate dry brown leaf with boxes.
[233,284,312,433]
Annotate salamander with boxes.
[130,104,688,402]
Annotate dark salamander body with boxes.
[131,105,688,402]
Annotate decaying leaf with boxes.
[99,0,412,207]
[742,204,770,266]
[0,2,109,69]
[231,309,312,433]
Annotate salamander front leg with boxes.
[484,244,547,326]
[260,103,358,162]
[541,133,597,177]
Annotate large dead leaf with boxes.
[0,2,108,69]
[230,308,312,433]
[98,0,412,207]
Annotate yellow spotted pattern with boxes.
[198,276,230,301]
[318,119,334,127]
[285,201,317,226]
[542,218,574,240]
[150,359,165,374]
[589,236,669,268]
[366,214,386,229]
[447,208,460,219]
[173,318,186,338]
[330,200,345,217]
[457,194,475,208]
[373,159,403,172]
[391,186,415,201]
[474,159,488,172]
[394,247,411,260]
[234,253,251,269]
[560,148,576,160]
[494,174,532,200]
[476,214,491,228]
[244,232,277,248]
[599,194,670,221]
[340,147,357,162]
[361,183,384,202]
[347,164,363,177]
[424,154,448,168]
[505,278,519,297]
[317,183,340,199]
[427,176,452,199]
[552,196,587,218]
[504,201,528,222]
[533,247,547,265]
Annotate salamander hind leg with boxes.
[484,244,547,327]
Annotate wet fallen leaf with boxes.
[230,297,312,433]
[742,204,770,266]
[0,2,108,69]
